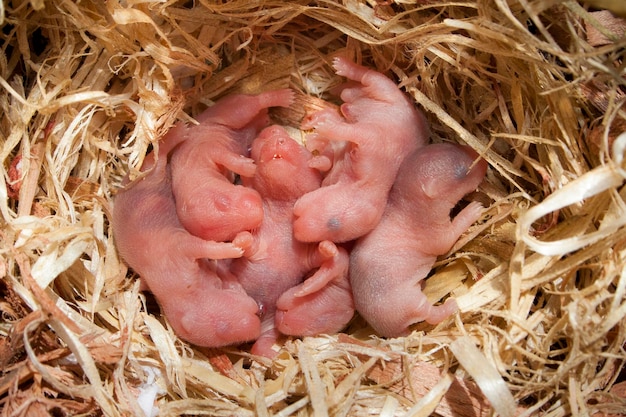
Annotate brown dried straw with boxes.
[1,0,625,416]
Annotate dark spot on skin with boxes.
[454,163,470,180]
[327,217,341,230]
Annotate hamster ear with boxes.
[419,176,440,199]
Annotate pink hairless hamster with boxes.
[349,143,487,337]
[169,89,294,242]
[293,57,429,243]
[112,132,261,348]
[226,125,354,357]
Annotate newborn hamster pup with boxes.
[169,89,294,242]
[112,132,261,348]
[293,56,429,243]
[227,125,353,357]
[349,143,487,337]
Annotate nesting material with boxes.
[1,1,625,416]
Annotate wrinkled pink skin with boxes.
[112,134,261,348]
[293,57,429,243]
[169,89,295,242]
[349,143,488,337]
[226,126,354,357]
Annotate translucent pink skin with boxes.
[227,126,354,357]
[112,134,261,348]
[169,89,295,242]
[293,57,429,243]
[349,143,488,337]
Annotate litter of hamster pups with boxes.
[1,1,625,416]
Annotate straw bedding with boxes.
[1,0,625,415]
